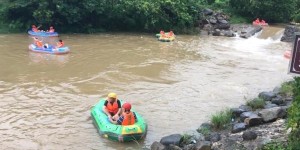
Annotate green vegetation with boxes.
[287,77,300,149]
[210,109,232,130]
[246,98,265,110]
[262,141,289,150]
[280,81,294,97]
[0,0,299,33]
[197,126,211,137]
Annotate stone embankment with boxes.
[149,86,292,150]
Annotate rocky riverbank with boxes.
[149,84,293,150]
[198,8,262,38]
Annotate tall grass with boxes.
[210,109,232,130]
[246,98,265,110]
[280,81,294,97]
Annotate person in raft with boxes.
[103,93,122,121]
[109,103,137,125]
[33,37,43,48]
[32,25,41,32]
[56,39,64,48]
[48,26,55,33]
[255,18,260,23]
[167,31,174,37]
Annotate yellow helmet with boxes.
[107,92,117,99]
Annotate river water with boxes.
[0,26,292,149]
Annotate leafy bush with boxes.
[246,98,265,110]
[280,81,294,97]
[262,141,289,150]
[211,109,232,130]
[287,77,300,149]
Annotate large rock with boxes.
[168,144,182,150]
[203,8,213,16]
[212,29,221,36]
[240,26,262,38]
[281,25,300,42]
[184,130,204,143]
[209,17,217,24]
[222,30,235,37]
[271,96,284,105]
[160,134,183,146]
[258,107,286,122]
[183,144,195,150]
[209,133,221,142]
[244,116,263,127]
[231,108,247,118]
[240,112,258,122]
[194,141,212,150]
[215,23,230,30]
[218,19,228,24]
[242,131,257,141]
[151,141,166,150]
[259,91,276,101]
[239,105,252,112]
[232,123,247,133]
[273,86,281,95]
[264,103,278,109]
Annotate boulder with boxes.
[239,105,252,112]
[258,107,286,122]
[271,96,284,105]
[258,91,276,101]
[240,26,262,38]
[264,103,278,109]
[232,123,247,133]
[151,141,166,150]
[218,19,228,24]
[212,29,221,36]
[281,25,300,42]
[183,144,195,150]
[222,30,235,37]
[194,141,212,150]
[203,8,213,16]
[184,130,204,143]
[231,108,247,118]
[209,17,217,24]
[242,131,257,141]
[167,144,182,150]
[240,112,258,122]
[160,134,183,146]
[215,23,230,30]
[244,116,263,127]
[209,133,221,142]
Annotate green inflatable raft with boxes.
[91,99,147,142]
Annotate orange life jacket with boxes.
[106,100,119,115]
[122,112,135,125]
[35,41,43,48]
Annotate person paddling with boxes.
[33,37,43,48]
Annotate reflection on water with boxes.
[28,52,69,65]
[0,27,294,149]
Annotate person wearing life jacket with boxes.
[110,102,137,125]
[255,18,260,24]
[33,37,43,48]
[48,26,55,32]
[103,93,122,121]
[168,31,174,37]
[56,39,64,48]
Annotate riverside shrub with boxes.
[288,77,300,149]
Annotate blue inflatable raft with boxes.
[28,30,59,37]
[28,44,70,54]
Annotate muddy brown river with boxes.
[0,26,292,149]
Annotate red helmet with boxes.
[122,103,131,110]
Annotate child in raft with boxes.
[33,37,43,48]
[48,26,55,33]
[56,39,64,48]
[109,102,138,125]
